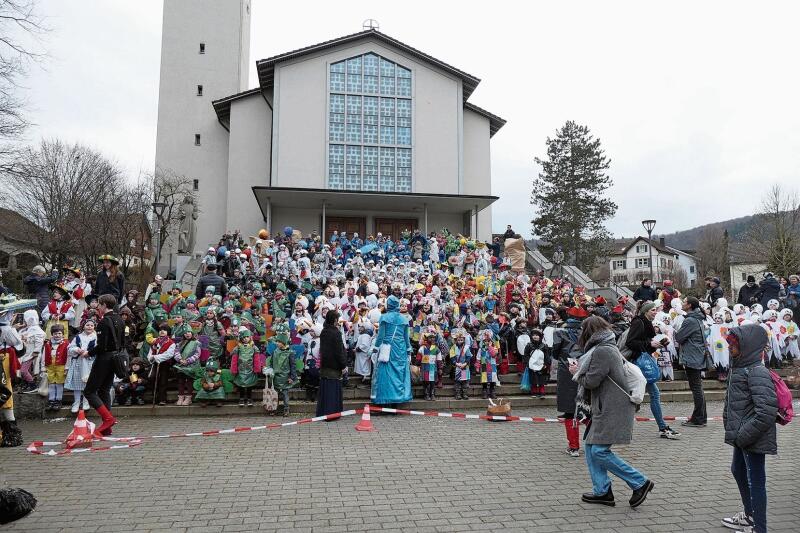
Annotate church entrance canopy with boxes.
[251,186,498,238]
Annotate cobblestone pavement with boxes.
[1,401,798,532]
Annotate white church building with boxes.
[155,1,505,258]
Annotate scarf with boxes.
[572,345,598,425]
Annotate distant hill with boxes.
[653,214,757,250]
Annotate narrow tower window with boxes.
[199,42,205,54]
[194,134,201,146]
[197,84,203,96]
[193,179,199,191]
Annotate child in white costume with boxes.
[779,309,800,361]
[761,309,784,366]
[708,312,731,381]
[65,319,97,412]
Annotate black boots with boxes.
[581,487,615,507]
[629,480,654,508]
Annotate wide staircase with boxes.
[45,368,799,417]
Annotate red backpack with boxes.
[770,369,794,426]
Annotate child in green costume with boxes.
[264,323,296,416]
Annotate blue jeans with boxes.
[585,443,647,495]
[731,447,767,533]
[646,382,667,431]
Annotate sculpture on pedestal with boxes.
[177,195,197,254]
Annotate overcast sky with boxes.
[21,0,800,238]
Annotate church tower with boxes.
[154,0,251,268]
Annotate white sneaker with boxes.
[81,398,90,410]
[722,511,753,530]
[565,448,580,457]
[70,398,81,414]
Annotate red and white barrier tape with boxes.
[27,439,145,456]
[367,406,723,424]
[26,409,359,457]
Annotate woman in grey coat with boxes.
[570,316,655,508]
[720,324,777,533]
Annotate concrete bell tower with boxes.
[154,0,251,271]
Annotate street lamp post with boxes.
[152,201,167,275]
[642,219,656,284]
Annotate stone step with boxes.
[42,388,800,418]
[51,370,793,404]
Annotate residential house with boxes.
[608,236,698,288]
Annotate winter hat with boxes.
[746,275,756,283]
[638,302,657,316]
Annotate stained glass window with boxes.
[328,53,412,191]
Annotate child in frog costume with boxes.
[181,295,201,323]
[164,282,185,318]
[144,293,168,324]
[264,323,296,416]
[195,359,225,407]
[174,328,201,406]
[231,328,265,407]
[198,308,226,365]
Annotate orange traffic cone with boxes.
[355,404,376,432]
[65,409,96,449]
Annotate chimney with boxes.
[659,237,665,248]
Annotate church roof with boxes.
[255,29,481,100]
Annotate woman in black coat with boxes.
[316,310,348,416]
[625,301,680,440]
[94,255,125,301]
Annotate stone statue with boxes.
[177,195,197,254]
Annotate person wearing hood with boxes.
[370,295,412,406]
[737,276,762,307]
[632,279,657,302]
[18,309,45,393]
[570,316,655,508]
[316,310,348,416]
[674,297,708,427]
[719,324,777,533]
[758,272,781,309]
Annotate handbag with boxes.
[107,316,130,380]
[80,357,92,383]
[519,367,531,392]
[377,325,398,364]
[634,352,660,384]
[262,375,279,413]
[37,373,49,397]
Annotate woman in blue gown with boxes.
[371,295,412,405]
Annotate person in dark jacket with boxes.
[625,301,680,439]
[316,310,348,416]
[502,225,516,240]
[84,294,125,437]
[737,276,762,307]
[94,255,125,301]
[720,324,777,533]
[552,310,585,457]
[758,273,781,309]
[705,277,724,308]
[674,297,708,427]
[194,264,228,299]
[632,279,657,302]
[23,266,59,313]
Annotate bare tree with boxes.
[696,227,730,291]
[742,185,800,276]
[0,1,48,163]
[662,264,689,291]
[0,139,125,267]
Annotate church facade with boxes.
[155,1,504,259]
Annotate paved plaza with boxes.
[1,401,798,532]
